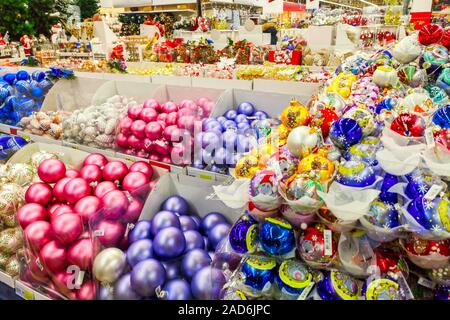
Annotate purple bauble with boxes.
[126,239,153,267]
[163,279,192,300]
[130,259,166,297]
[203,120,223,133]
[129,220,152,243]
[237,102,255,116]
[217,116,227,124]
[191,267,226,300]
[236,135,252,153]
[114,273,142,300]
[184,230,205,251]
[208,223,231,250]
[222,130,238,148]
[161,196,190,215]
[237,122,251,134]
[98,285,114,300]
[254,111,269,120]
[208,251,215,260]
[200,212,228,234]
[162,260,180,280]
[202,149,214,165]
[224,110,237,120]
[153,227,186,259]
[181,249,212,279]
[213,148,227,166]
[202,131,221,149]
[235,114,249,124]
[179,216,199,231]
[150,211,181,237]
[222,120,237,130]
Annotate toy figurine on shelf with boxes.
[20,35,33,56]
[50,24,65,45]
[0,33,8,47]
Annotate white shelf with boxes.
[121,9,196,14]
[15,280,51,300]
[0,270,15,289]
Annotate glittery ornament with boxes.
[280,100,311,129]
[336,160,376,188]
[298,153,335,182]
[343,108,376,137]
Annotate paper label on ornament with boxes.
[424,184,443,201]
[94,229,105,237]
[425,128,435,148]
[35,258,44,271]
[298,282,315,300]
[324,229,333,256]
[124,223,134,237]
[418,277,436,289]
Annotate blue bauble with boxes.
[203,119,222,133]
[224,109,238,120]
[241,254,276,292]
[38,79,53,92]
[32,71,46,82]
[329,118,363,149]
[130,259,166,297]
[201,149,214,165]
[379,173,399,204]
[150,210,181,237]
[236,134,252,153]
[316,271,360,300]
[153,227,186,259]
[213,148,228,166]
[3,73,16,85]
[129,220,152,243]
[30,86,44,99]
[184,230,205,251]
[126,239,153,267]
[0,136,11,160]
[9,111,21,124]
[15,80,31,96]
[222,130,238,148]
[207,223,231,250]
[2,84,14,96]
[436,68,450,94]
[235,114,249,124]
[160,195,190,215]
[434,286,450,300]
[259,217,295,256]
[343,143,378,166]
[6,136,27,153]
[200,212,228,234]
[16,70,30,81]
[237,102,255,116]
[191,267,225,300]
[367,200,399,228]
[254,110,269,120]
[237,122,251,134]
[432,105,450,129]
[202,131,220,149]
[162,260,180,280]
[163,279,192,300]
[181,249,211,279]
[222,120,237,130]
[0,87,9,104]
[275,260,313,299]
[419,44,449,77]
[179,216,199,231]
[217,116,227,124]
[336,160,376,188]
[228,217,258,254]
[405,179,430,200]
[4,96,16,110]
[114,273,142,300]
[406,197,432,230]
[375,98,397,114]
[14,97,35,114]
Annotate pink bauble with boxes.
[116,133,129,149]
[157,120,167,130]
[123,198,144,224]
[48,203,62,214]
[125,149,134,155]
[162,101,178,113]
[52,213,83,245]
[94,181,118,199]
[95,220,125,247]
[119,117,134,135]
[17,203,48,229]
[52,271,74,297]
[148,153,161,161]
[182,100,198,112]
[67,238,97,270]
[171,145,189,164]
[74,196,102,223]
[157,113,168,123]
[143,99,160,111]
[66,169,80,178]
[145,121,163,141]
[127,135,143,151]
[101,190,129,219]
[25,183,53,206]
[160,155,172,163]
[51,204,74,223]
[83,153,108,168]
[63,178,91,204]
[131,120,147,139]
[177,115,196,132]
[165,112,178,126]
[163,125,181,143]
[136,150,148,158]
[24,221,52,251]
[122,172,149,197]
[197,97,209,107]
[40,240,68,273]
[143,138,154,152]
[154,141,171,156]
[129,161,154,180]
[38,159,66,183]
[53,177,72,202]
[76,280,96,300]
[128,104,143,120]
[202,101,215,117]
[177,108,196,118]
[80,165,103,185]
[102,161,128,183]
[140,107,158,123]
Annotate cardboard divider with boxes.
[91,80,162,105]
[191,77,253,90]
[252,79,320,101]
[151,85,225,105]
[103,73,152,83]
[151,75,192,86]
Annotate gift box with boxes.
[268,50,302,65]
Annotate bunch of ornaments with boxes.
[16,152,157,300]
[115,97,215,163]
[0,70,54,125]
[19,111,64,140]
[94,196,231,300]
[63,95,135,150]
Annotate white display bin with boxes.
[0,270,15,288]
[151,84,225,105]
[103,73,151,83]
[91,80,162,105]
[192,77,253,90]
[252,79,320,101]
[151,75,192,86]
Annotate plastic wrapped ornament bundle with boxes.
[19,111,64,139]
[63,95,133,150]
[17,153,156,300]
[95,195,230,300]
[0,70,54,125]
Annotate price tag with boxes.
[424,184,443,201]
[16,284,34,300]
[21,134,31,141]
[93,229,104,237]
[199,174,213,181]
[418,277,435,289]
[425,128,435,148]
[124,223,135,237]
[324,229,333,256]
[298,282,315,300]
[35,257,44,271]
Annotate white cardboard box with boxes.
[192,77,253,91]
[151,75,192,87]
[252,79,320,102]
[103,73,151,83]
[151,84,225,105]
[91,80,162,105]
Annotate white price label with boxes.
[424,184,443,201]
[16,284,34,300]
[418,277,435,289]
[298,282,315,300]
[324,229,333,256]
[425,128,435,148]
[94,229,105,237]
[124,223,135,237]
[35,258,44,271]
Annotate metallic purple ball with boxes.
[150,211,181,237]
[162,260,180,280]
[208,223,231,250]
[130,259,166,297]
[163,279,192,300]
[114,273,142,300]
[153,227,186,259]
[126,239,153,267]
[224,110,237,120]
[200,212,228,234]
[191,266,226,300]
[184,230,205,251]
[182,249,212,279]
[179,216,199,231]
[160,196,190,215]
[237,102,255,116]
[129,220,152,243]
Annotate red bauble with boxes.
[311,108,339,138]
[129,161,154,180]
[80,164,103,185]
[127,134,143,151]
[94,181,118,199]
[441,28,450,49]
[51,204,74,223]
[418,23,444,46]
[28,257,50,283]
[131,120,147,139]
[51,213,83,245]
[74,196,102,223]
[163,125,181,142]
[390,113,425,137]
[405,235,450,256]
[102,161,128,183]
[52,271,75,298]
[40,240,68,273]
[162,101,178,113]
[123,198,144,224]
[95,219,125,247]
[53,177,72,202]
[63,178,91,204]
[143,99,160,111]
[24,221,52,251]
[128,104,143,120]
[66,169,80,178]
[145,121,163,141]
[17,203,48,229]
[25,183,53,206]
[166,112,178,126]
[101,190,129,219]
[38,159,66,183]
[140,107,158,123]
[83,153,108,168]
[116,133,129,149]
[122,172,149,195]
[67,238,97,270]
[375,248,401,274]
[154,140,171,155]
[76,280,96,300]
[148,153,161,161]
[119,117,133,135]
[48,203,62,214]
[435,129,450,150]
